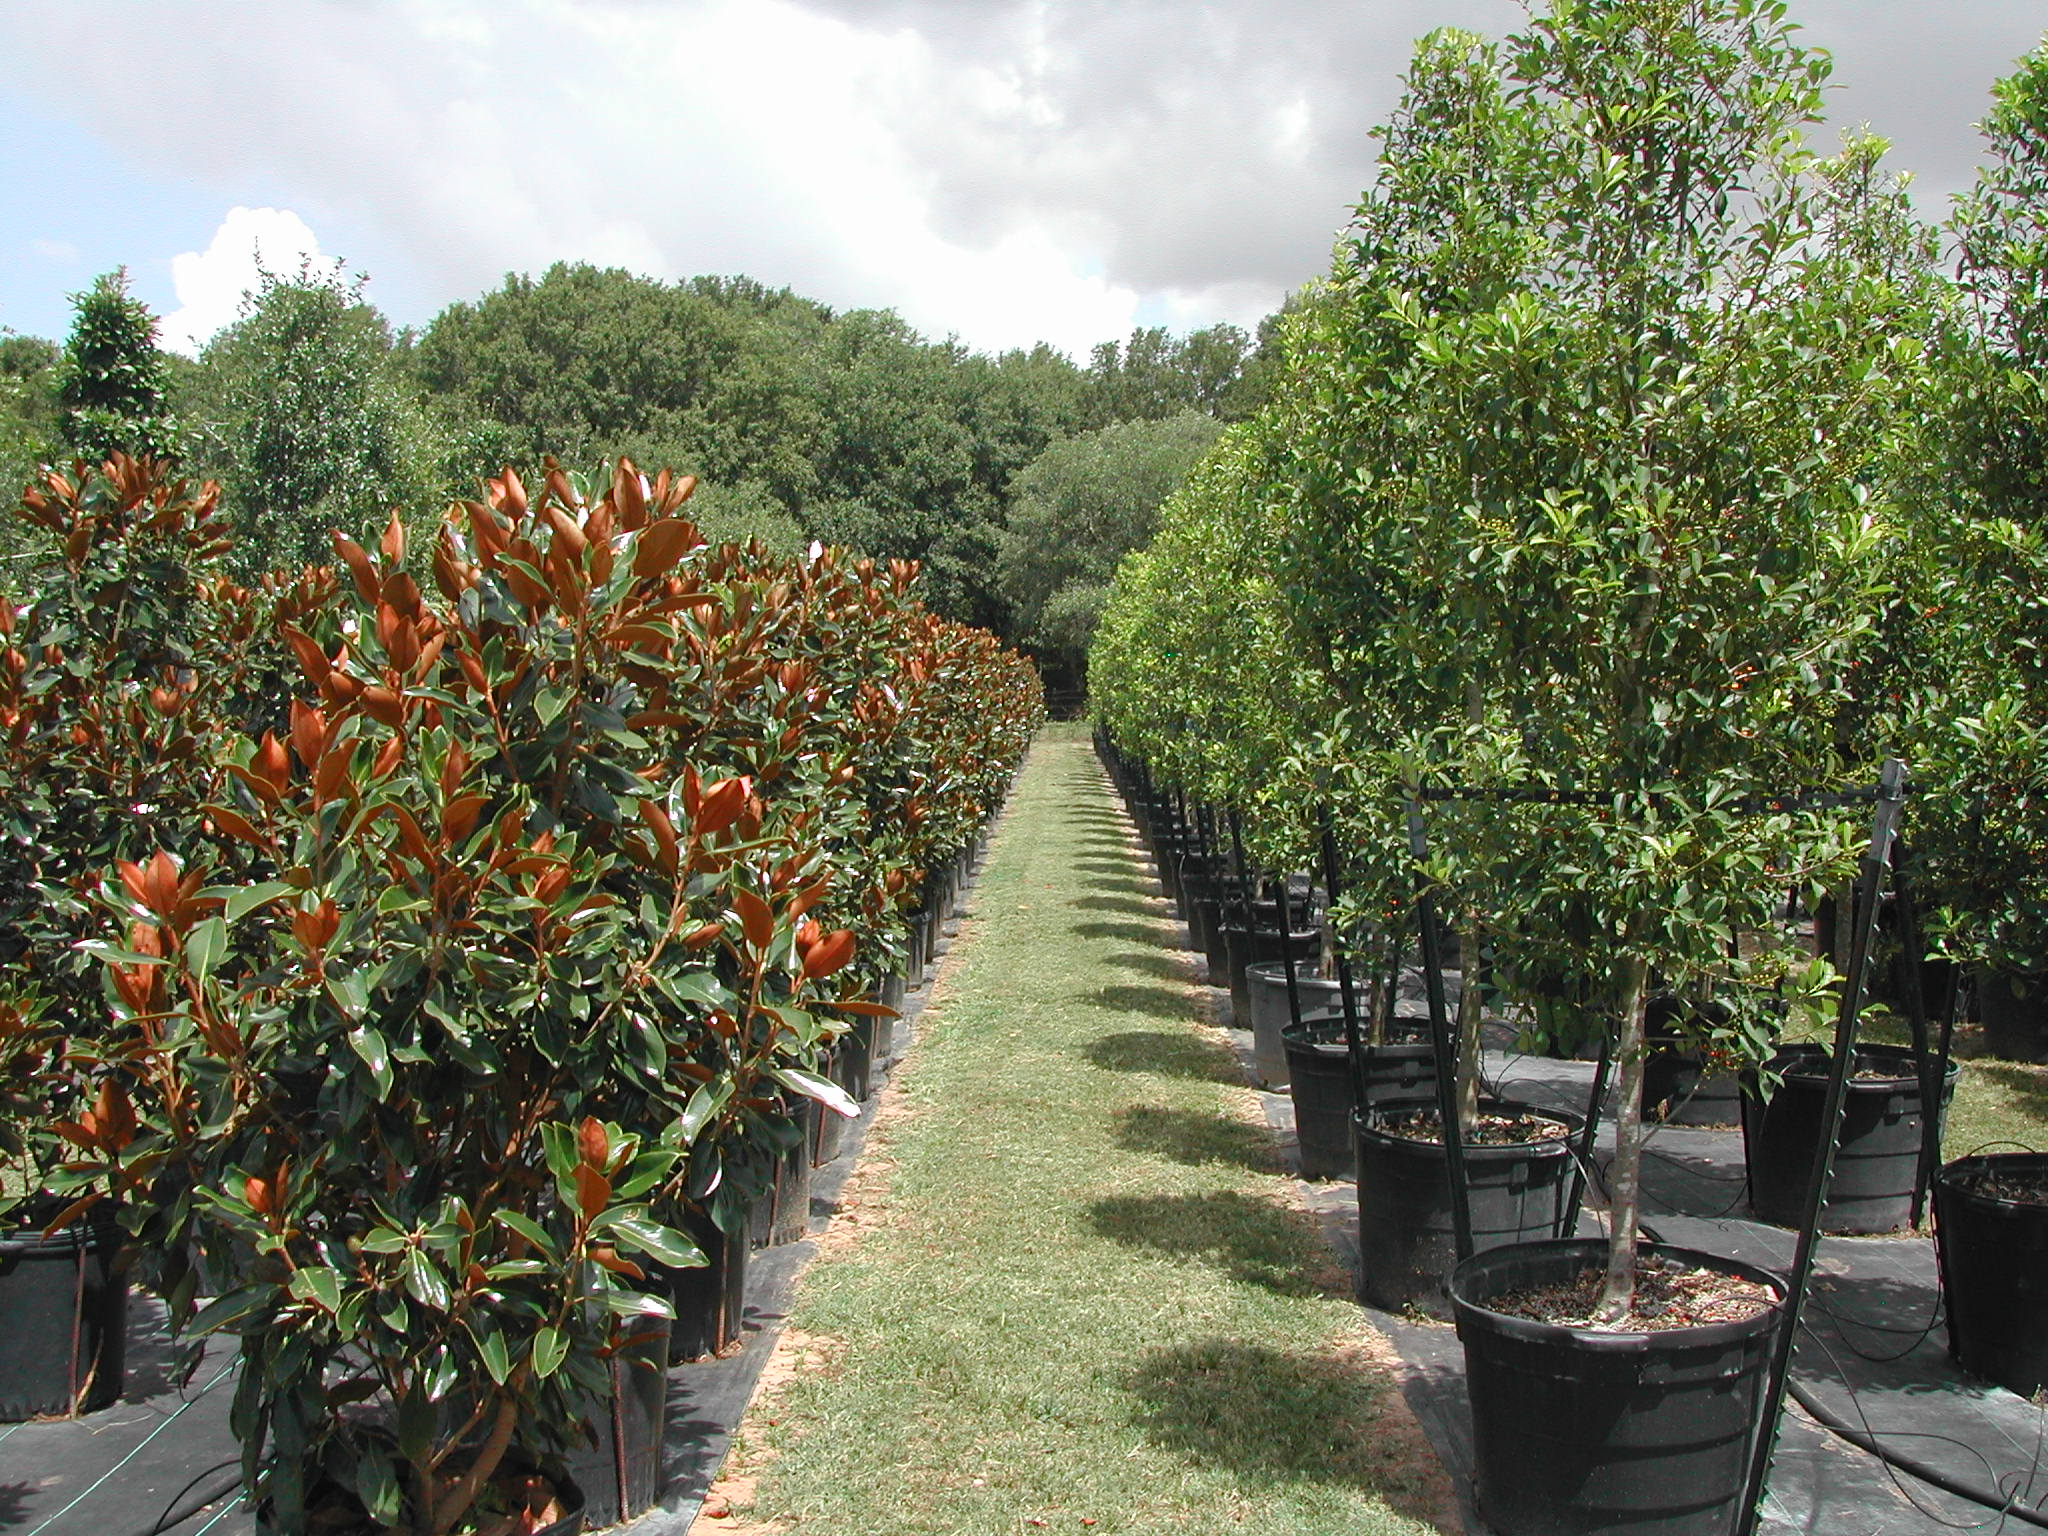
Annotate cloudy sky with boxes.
[2,1,2042,362]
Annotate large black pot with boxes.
[1245,964,1346,1089]
[1356,1102,1580,1319]
[1975,966,2048,1061]
[1222,923,1320,1031]
[566,1313,671,1527]
[1451,1239,1787,1536]
[1281,1015,1435,1180]
[1742,1042,1956,1234]
[761,1097,819,1247]
[663,1207,751,1364]
[1641,1045,1743,1126]
[1934,1153,2048,1397]
[0,1203,127,1420]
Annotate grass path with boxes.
[702,723,1452,1536]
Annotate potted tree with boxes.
[1263,3,1935,1529]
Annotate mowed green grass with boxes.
[724,723,1447,1535]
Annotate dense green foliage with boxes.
[183,264,445,575]
[3,262,1257,646]
[996,409,1222,681]
[1093,0,1966,1316]
[54,269,178,465]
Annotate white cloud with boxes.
[2,0,2044,360]
[162,206,345,356]
[31,238,79,264]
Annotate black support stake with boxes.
[1274,865,1306,1028]
[1738,759,1908,1536]
[1405,797,1474,1264]
[1318,819,1369,1114]
[1563,1032,1613,1238]
[1889,841,1944,1230]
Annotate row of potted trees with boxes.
[1091,4,2048,1533]
[0,452,1041,1531]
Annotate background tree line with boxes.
[0,261,1283,686]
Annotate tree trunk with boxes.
[1456,913,1484,1137]
[1596,955,1651,1323]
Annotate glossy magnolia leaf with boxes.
[473,1326,512,1385]
[403,1249,450,1312]
[769,1064,859,1120]
[604,1288,678,1319]
[677,1079,731,1145]
[287,1266,344,1315]
[348,1024,392,1099]
[606,1215,704,1269]
[189,1283,273,1337]
[530,1324,568,1379]
[184,915,226,983]
[223,880,299,924]
[356,1453,405,1528]
[733,889,774,951]
[493,1209,560,1260]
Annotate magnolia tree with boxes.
[1256,0,1936,1317]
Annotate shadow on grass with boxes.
[1089,1191,1322,1297]
[1084,1029,1238,1082]
[1073,858,1148,880]
[1102,949,1188,982]
[1073,919,1163,945]
[1115,1103,1284,1175]
[1123,1338,1444,1512]
[1073,893,1158,916]
[1969,1059,2048,1121]
[1091,983,1200,1021]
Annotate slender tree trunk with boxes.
[1456,913,1484,1137]
[1597,954,1652,1323]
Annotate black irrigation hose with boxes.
[137,1458,241,1536]
[1787,1368,2048,1531]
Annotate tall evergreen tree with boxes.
[54,268,177,463]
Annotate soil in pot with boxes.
[1451,1239,1788,1536]
[1935,1152,2048,1398]
[1355,1102,1580,1320]
[1281,1014,1434,1180]
[0,1202,128,1420]
[1743,1042,1957,1233]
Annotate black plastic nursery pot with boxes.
[1451,1239,1788,1536]
[1742,1042,1957,1233]
[566,1313,671,1527]
[1222,923,1320,1031]
[1281,1015,1435,1181]
[261,1473,587,1535]
[1933,1153,2048,1398]
[1975,966,2048,1061]
[1245,963,1346,1089]
[1356,1102,1580,1319]
[0,1204,128,1420]
[761,1097,820,1247]
[664,1207,752,1364]
[1641,1043,1744,1126]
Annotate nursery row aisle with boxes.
[702,723,1453,1536]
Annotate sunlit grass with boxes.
[728,723,1445,1535]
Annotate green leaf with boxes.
[287,1266,344,1314]
[348,1024,392,1099]
[605,1216,704,1270]
[189,1283,274,1336]
[356,1452,404,1527]
[184,916,226,983]
[492,1209,560,1260]
[530,1324,568,1379]
[474,1326,512,1385]
[403,1249,450,1312]
[225,880,299,923]
[329,969,370,1021]
[769,1064,859,1120]
[677,1080,731,1146]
